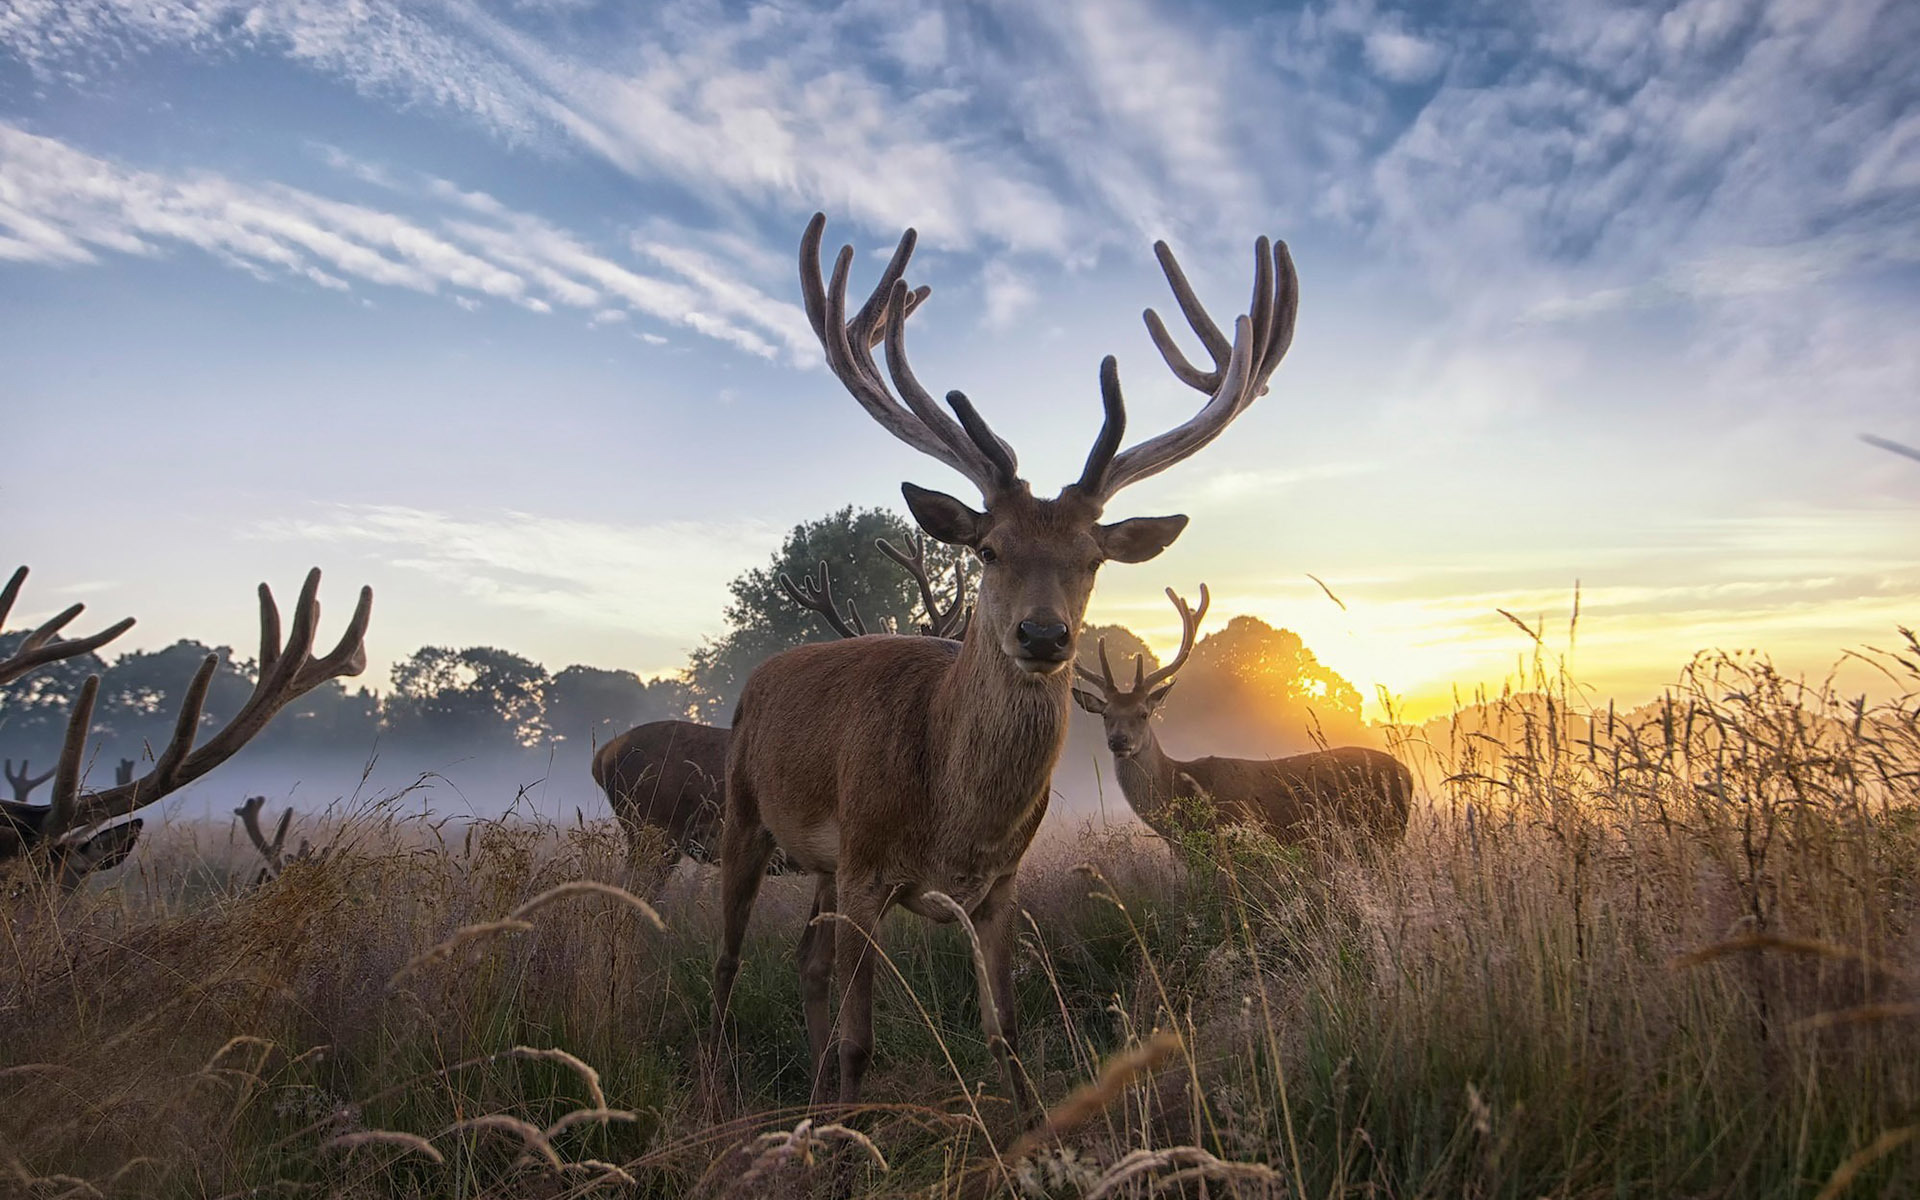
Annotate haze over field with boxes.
[4,0,1918,740]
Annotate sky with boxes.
[2,0,1918,724]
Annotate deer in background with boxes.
[235,795,332,886]
[713,212,1298,1117]
[0,566,371,890]
[4,759,54,804]
[592,535,966,883]
[1073,585,1411,848]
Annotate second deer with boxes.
[1073,586,1411,848]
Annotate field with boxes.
[4,640,1918,1199]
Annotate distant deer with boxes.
[234,795,331,886]
[713,213,1298,1117]
[0,566,371,890]
[4,758,54,804]
[1073,585,1411,848]
[592,535,966,883]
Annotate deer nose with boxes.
[1108,735,1132,754]
[1015,620,1071,660]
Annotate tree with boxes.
[386,646,550,748]
[0,631,108,761]
[1074,624,1158,684]
[1174,615,1364,750]
[546,665,691,749]
[684,506,976,722]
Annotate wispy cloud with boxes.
[248,504,780,639]
[0,123,811,357]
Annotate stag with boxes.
[593,540,966,884]
[0,566,371,889]
[1074,586,1411,849]
[711,213,1299,1117]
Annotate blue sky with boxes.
[3,0,1918,719]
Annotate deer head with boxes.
[0,568,370,887]
[1073,584,1210,758]
[801,214,1294,679]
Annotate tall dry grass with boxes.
[2,633,1917,1197]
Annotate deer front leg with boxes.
[831,875,895,1107]
[798,871,838,1104]
[974,872,1038,1126]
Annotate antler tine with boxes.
[4,757,55,801]
[1097,637,1119,693]
[938,559,970,638]
[1081,236,1298,500]
[68,571,371,829]
[1141,583,1210,692]
[777,563,867,640]
[43,675,98,842]
[800,214,1013,497]
[0,567,136,688]
[235,796,283,875]
[875,534,964,638]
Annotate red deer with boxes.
[0,566,371,890]
[712,213,1299,1117]
[591,536,966,884]
[1073,585,1411,848]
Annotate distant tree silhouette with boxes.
[0,630,107,758]
[387,646,550,748]
[546,665,691,749]
[684,506,975,722]
[1175,615,1364,751]
[1075,624,1158,683]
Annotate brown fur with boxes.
[715,487,1159,1118]
[1117,736,1411,846]
[590,720,733,868]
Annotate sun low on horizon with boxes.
[4,0,1918,743]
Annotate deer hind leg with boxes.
[709,791,776,1046]
[974,872,1038,1126]
[831,875,896,1107]
[797,872,838,1104]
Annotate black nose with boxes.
[1016,620,1071,660]
[1108,736,1130,753]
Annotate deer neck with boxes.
[1114,728,1181,832]
[929,626,1071,838]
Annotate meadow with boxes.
[3,636,1917,1199]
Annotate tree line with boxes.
[0,507,1365,779]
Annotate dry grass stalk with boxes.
[1816,1125,1919,1200]
[741,1117,889,1184]
[544,1107,640,1139]
[388,917,534,984]
[436,1113,565,1170]
[318,1130,446,1165]
[1007,1030,1185,1162]
[509,1045,608,1108]
[562,1158,638,1186]
[1672,932,1901,974]
[1083,1145,1281,1198]
[1794,1002,1920,1031]
[507,879,665,931]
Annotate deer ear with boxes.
[902,483,988,548]
[1095,514,1188,563]
[1148,681,1177,709]
[1071,687,1108,715]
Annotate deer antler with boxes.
[236,795,292,877]
[778,562,868,639]
[4,757,55,803]
[31,569,371,844]
[1137,584,1210,693]
[0,567,136,687]
[875,534,969,638]
[799,214,1018,498]
[1070,239,1297,501]
[1074,584,1210,699]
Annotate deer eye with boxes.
[977,546,998,565]
[1087,558,1104,573]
